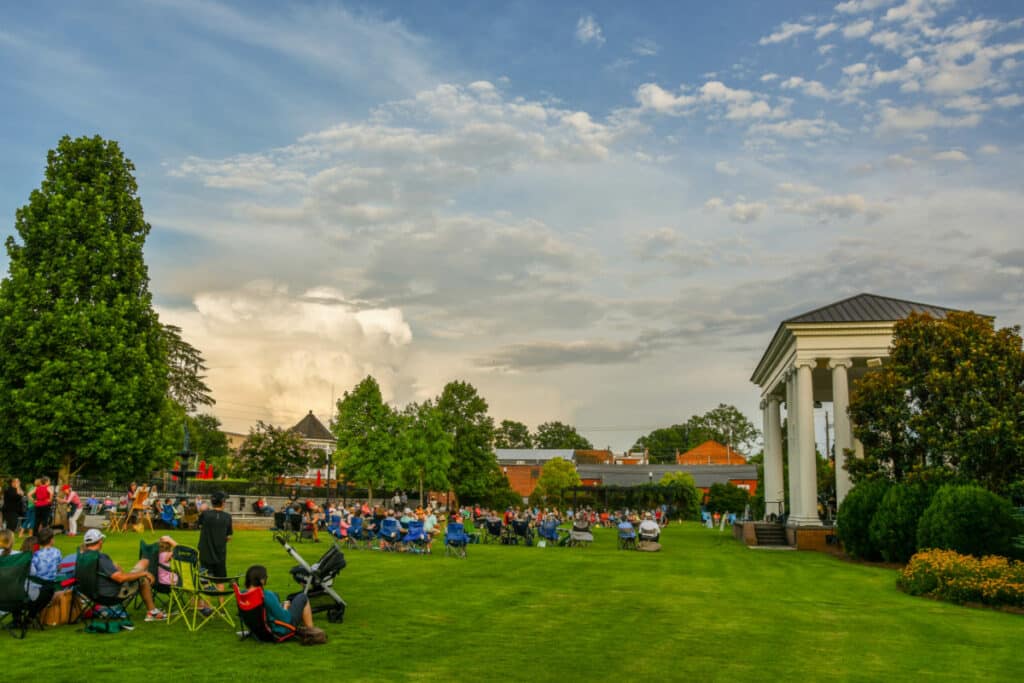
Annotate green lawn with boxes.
[6,524,1022,681]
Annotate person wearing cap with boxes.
[638,511,660,543]
[60,483,82,536]
[82,528,166,622]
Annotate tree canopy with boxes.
[234,421,312,482]
[495,419,533,449]
[163,324,214,412]
[849,312,1024,493]
[533,421,593,449]
[437,380,497,502]
[332,376,397,501]
[533,457,581,505]
[632,404,759,464]
[0,135,168,483]
[397,400,453,502]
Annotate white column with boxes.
[829,358,854,506]
[763,395,784,519]
[785,369,801,522]
[793,358,820,526]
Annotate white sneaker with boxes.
[145,609,167,622]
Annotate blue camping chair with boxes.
[402,521,429,554]
[445,522,469,558]
[617,521,637,550]
[342,516,365,550]
[378,518,401,551]
[160,504,178,528]
[537,518,560,544]
[327,514,344,539]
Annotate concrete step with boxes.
[753,523,789,546]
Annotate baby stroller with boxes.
[274,534,347,624]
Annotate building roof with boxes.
[784,293,959,324]
[290,411,335,442]
[496,449,574,464]
[577,463,758,488]
[677,440,747,465]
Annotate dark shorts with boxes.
[201,563,227,579]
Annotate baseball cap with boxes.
[83,529,105,544]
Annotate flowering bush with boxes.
[898,549,1024,608]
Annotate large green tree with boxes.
[163,324,215,412]
[235,421,312,482]
[533,421,593,449]
[0,135,168,484]
[849,312,1024,493]
[332,376,397,502]
[397,400,453,502]
[632,404,759,464]
[436,380,497,503]
[495,419,533,449]
[533,457,581,506]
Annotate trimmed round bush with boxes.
[869,481,936,563]
[916,484,1020,558]
[837,478,892,560]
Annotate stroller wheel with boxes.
[327,605,346,623]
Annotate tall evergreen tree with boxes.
[0,136,168,483]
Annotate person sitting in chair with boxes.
[82,529,166,622]
[243,564,314,634]
[638,512,661,543]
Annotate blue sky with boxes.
[2,1,1022,450]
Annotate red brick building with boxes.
[676,440,747,466]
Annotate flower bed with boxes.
[898,549,1024,608]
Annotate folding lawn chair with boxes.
[511,520,533,546]
[71,550,132,629]
[444,522,469,558]
[133,540,171,612]
[402,520,429,554]
[233,585,296,644]
[167,545,238,632]
[378,518,401,551]
[0,552,35,638]
[342,516,365,550]
[483,519,504,544]
[617,523,638,550]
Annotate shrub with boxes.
[705,482,749,515]
[898,549,1024,607]
[869,481,936,563]
[917,484,1020,558]
[837,478,892,560]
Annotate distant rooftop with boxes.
[290,411,335,442]
[577,463,758,488]
[784,293,961,324]
[495,449,574,463]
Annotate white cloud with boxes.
[575,15,605,46]
[884,0,955,25]
[759,22,813,45]
[635,83,695,114]
[748,117,845,140]
[836,0,894,13]
[932,149,969,162]
[729,202,767,224]
[843,19,875,39]
[994,94,1024,108]
[876,105,981,133]
[760,73,779,82]
[781,76,833,99]
[816,23,839,40]
[780,193,881,220]
[715,161,739,176]
[777,182,823,194]
[885,153,916,168]
[632,38,660,56]
[979,144,1001,155]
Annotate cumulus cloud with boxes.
[843,19,875,39]
[159,282,415,429]
[635,80,784,120]
[575,15,605,46]
[979,144,1000,155]
[836,0,894,13]
[816,23,839,40]
[781,76,833,99]
[876,105,980,133]
[932,149,969,162]
[715,160,739,176]
[705,197,767,223]
[759,22,813,45]
[632,38,660,56]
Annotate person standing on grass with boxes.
[3,478,23,532]
[60,483,82,536]
[197,491,232,611]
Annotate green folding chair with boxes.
[0,552,34,639]
[167,545,238,632]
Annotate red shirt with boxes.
[34,485,52,507]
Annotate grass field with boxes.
[6,523,1022,681]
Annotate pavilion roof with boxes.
[783,293,959,324]
[290,411,335,442]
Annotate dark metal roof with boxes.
[577,464,758,488]
[290,411,335,442]
[784,293,959,324]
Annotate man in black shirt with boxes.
[197,491,232,580]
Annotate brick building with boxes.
[676,440,747,465]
